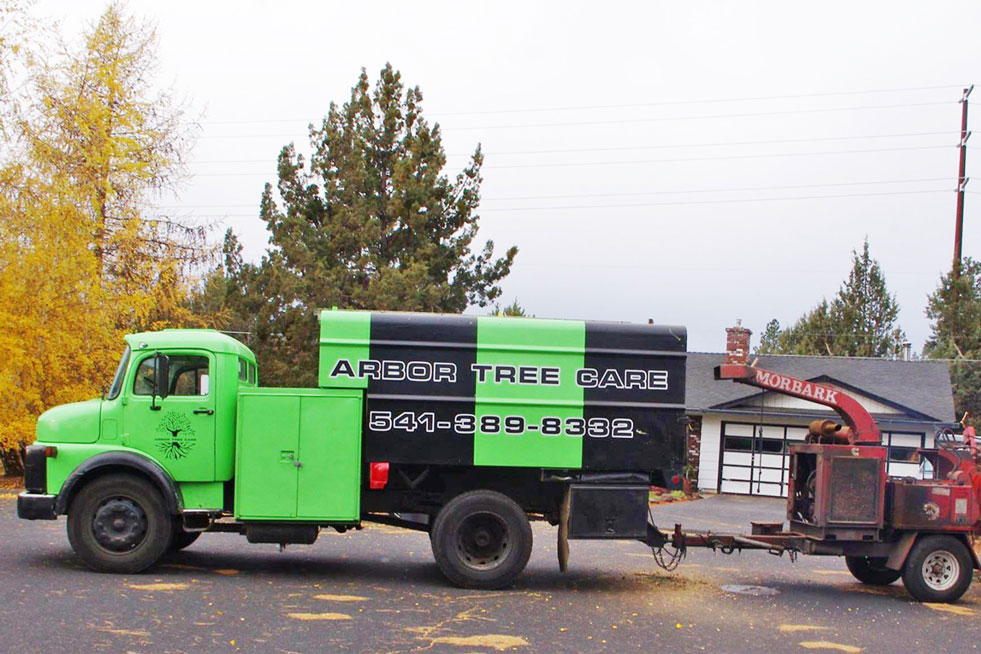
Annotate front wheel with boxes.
[430,490,533,589]
[67,474,172,573]
[169,529,201,552]
[845,556,901,585]
[901,535,974,603]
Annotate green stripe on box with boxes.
[318,309,371,388]
[473,317,585,468]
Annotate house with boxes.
[686,324,957,497]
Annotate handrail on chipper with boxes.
[714,363,882,445]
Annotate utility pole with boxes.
[953,85,973,277]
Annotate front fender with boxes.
[54,451,184,515]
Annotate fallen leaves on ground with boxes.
[430,635,528,650]
[286,612,352,621]
[126,582,189,591]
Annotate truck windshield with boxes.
[106,346,130,400]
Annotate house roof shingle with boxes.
[686,353,955,423]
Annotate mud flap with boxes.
[886,532,917,571]
[558,486,570,572]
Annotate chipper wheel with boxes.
[901,535,975,603]
[844,556,901,586]
[67,473,173,573]
[430,490,533,589]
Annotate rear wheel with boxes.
[67,474,172,573]
[430,490,533,589]
[901,535,974,603]
[845,556,901,585]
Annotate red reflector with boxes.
[44,446,58,458]
[369,462,389,490]
[671,475,681,486]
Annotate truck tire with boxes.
[845,556,901,585]
[169,529,201,552]
[430,490,533,589]
[901,535,974,603]
[67,474,173,573]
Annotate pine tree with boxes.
[491,300,530,317]
[776,239,904,357]
[832,239,904,357]
[755,319,781,354]
[208,65,517,386]
[924,257,981,421]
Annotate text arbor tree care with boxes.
[327,359,670,391]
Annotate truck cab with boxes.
[19,330,258,568]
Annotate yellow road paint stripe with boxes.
[799,641,863,653]
[779,625,829,633]
[287,612,352,621]
[923,603,977,616]
[313,594,369,602]
[431,635,529,650]
[126,582,189,591]
[812,570,850,576]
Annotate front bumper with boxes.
[17,493,57,520]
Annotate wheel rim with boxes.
[456,512,510,571]
[92,497,148,552]
[921,550,960,592]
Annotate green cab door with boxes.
[124,350,217,481]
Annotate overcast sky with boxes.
[36,1,981,354]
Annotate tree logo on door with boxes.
[155,411,197,460]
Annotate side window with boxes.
[133,354,210,396]
[133,357,157,395]
[249,363,257,385]
[239,358,248,382]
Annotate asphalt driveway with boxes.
[1,492,977,653]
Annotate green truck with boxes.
[17,310,687,588]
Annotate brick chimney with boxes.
[725,320,752,364]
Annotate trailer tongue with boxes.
[646,364,981,603]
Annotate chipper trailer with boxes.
[645,362,981,603]
[17,309,688,589]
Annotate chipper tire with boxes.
[67,474,173,574]
[430,490,533,589]
[845,556,901,586]
[901,535,974,603]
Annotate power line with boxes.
[475,188,947,211]
[152,177,949,209]
[485,145,950,170]
[146,188,948,219]
[451,102,951,131]
[185,130,955,164]
[484,178,949,202]
[197,85,960,124]
[184,144,952,176]
[194,101,952,138]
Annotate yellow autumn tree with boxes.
[0,2,211,470]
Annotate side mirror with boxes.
[150,352,170,410]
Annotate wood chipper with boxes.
[646,363,981,603]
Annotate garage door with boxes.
[718,421,807,497]
[718,423,929,497]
